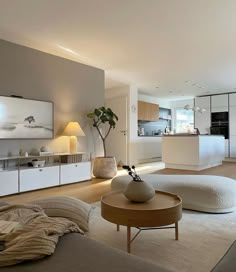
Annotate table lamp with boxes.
[62,121,85,153]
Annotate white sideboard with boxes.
[0,153,91,196]
[0,170,18,196]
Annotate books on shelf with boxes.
[60,154,83,163]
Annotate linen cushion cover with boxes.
[0,202,8,207]
[31,196,91,232]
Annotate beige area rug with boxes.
[87,205,236,272]
[153,161,236,180]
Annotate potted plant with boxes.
[87,106,118,178]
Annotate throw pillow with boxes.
[31,196,92,232]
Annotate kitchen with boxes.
[105,87,236,166]
[137,92,236,167]
[136,99,172,164]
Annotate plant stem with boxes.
[102,139,106,157]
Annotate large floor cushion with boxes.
[111,174,236,213]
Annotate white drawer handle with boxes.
[75,165,78,167]
[39,169,43,172]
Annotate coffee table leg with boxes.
[175,222,179,240]
[117,224,120,231]
[127,226,131,253]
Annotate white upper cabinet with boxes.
[229,93,236,157]
[211,94,228,112]
[229,93,236,107]
[194,96,211,134]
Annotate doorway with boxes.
[105,96,128,165]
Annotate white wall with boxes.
[138,94,171,108]
[0,39,104,158]
[105,85,138,164]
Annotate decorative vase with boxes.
[93,156,117,179]
[124,180,155,203]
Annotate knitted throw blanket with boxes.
[0,204,82,266]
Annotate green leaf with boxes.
[87,112,95,118]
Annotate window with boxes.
[175,109,194,133]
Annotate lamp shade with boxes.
[62,122,85,137]
[184,104,191,110]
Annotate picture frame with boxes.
[0,96,54,139]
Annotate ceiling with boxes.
[1,0,236,99]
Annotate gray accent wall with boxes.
[0,39,104,158]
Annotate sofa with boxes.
[0,233,169,272]
[0,198,235,272]
[0,199,168,272]
[211,240,236,272]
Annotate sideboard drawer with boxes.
[60,161,91,185]
[0,170,18,196]
[20,166,60,192]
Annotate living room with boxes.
[0,1,236,272]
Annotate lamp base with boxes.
[70,136,77,154]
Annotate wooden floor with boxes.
[0,177,112,204]
[154,161,236,180]
[0,162,165,204]
[2,160,235,204]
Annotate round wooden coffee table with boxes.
[101,190,182,253]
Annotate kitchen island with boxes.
[162,135,225,170]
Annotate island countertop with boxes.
[163,134,224,137]
[162,135,225,171]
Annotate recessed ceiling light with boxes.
[57,45,80,56]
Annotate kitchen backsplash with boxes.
[138,107,171,136]
[138,119,170,136]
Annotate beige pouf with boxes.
[111,174,236,213]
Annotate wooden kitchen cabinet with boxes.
[138,101,159,121]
